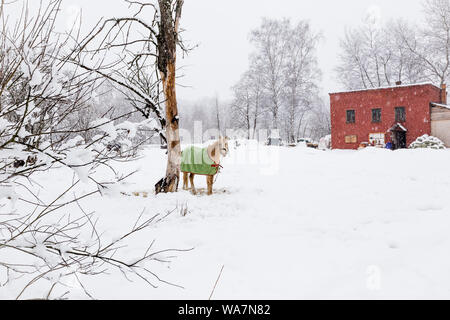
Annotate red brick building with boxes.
[329,83,449,150]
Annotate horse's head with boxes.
[218,136,230,157]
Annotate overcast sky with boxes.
[9,0,427,102]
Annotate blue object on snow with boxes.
[386,142,393,150]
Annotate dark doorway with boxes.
[392,130,407,150]
[389,123,408,150]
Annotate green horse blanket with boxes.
[181,146,219,176]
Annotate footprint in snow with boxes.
[388,241,400,249]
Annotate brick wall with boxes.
[329,84,442,150]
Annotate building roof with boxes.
[431,102,450,110]
[389,123,408,132]
[329,82,440,95]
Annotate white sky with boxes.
[8,0,426,102]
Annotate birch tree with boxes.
[335,2,450,90]
[283,21,321,143]
[336,18,404,90]
[250,18,290,130]
[231,68,267,139]
[398,0,450,86]
[231,72,253,139]
[233,18,322,142]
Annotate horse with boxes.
[181,137,229,195]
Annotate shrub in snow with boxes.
[409,135,446,150]
[0,2,171,300]
[319,135,332,150]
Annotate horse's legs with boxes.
[182,172,189,190]
[207,175,214,196]
[189,173,197,195]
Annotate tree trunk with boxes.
[252,91,259,140]
[215,95,221,135]
[246,101,251,140]
[155,0,183,194]
[158,62,180,193]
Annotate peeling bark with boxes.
[155,0,183,194]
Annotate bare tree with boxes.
[0,0,182,299]
[156,0,185,193]
[336,2,450,91]
[232,18,322,142]
[69,0,187,194]
[397,0,450,86]
[283,21,321,143]
[231,69,267,139]
[231,73,253,139]
[336,17,398,90]
[215,94,221,135]
[309,99,331,141]
[336,14,430,90]
[388,19,429,85]
[249,66,266,139]
[250,18,290,130]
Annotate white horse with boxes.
[182,137,229,195]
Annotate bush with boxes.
[409,135,446,149]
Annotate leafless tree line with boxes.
[230,18,328,143]
[336,0,450,90]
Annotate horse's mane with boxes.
[207,139,221,160]
[208,139,220,149]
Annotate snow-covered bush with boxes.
[0,0,171,300]
[409,135,446,150]
[319,135,332,150]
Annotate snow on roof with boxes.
[431,102,450,110]
[388,123,408,132]
[329,82,439,95]
[397,123,408,132]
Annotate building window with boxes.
[346,110,355,123]
[345,135,357,144]
[369,133,385,146]
[395,107,406,122]
[372,108,382,123]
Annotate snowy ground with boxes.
[3,143,450,299]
